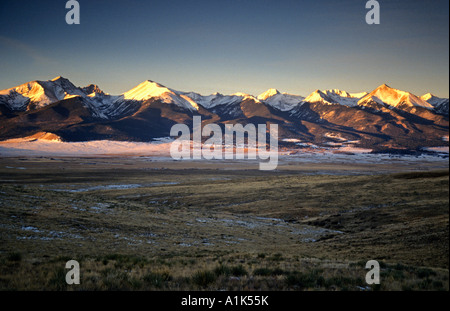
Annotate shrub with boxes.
[143,271,172,289]
[101,268,130,290]
[47,267,67,291]
[231,265,247,277]
[192,270,217,288]
[254,268,272,276]
[286,270,325,289]
[254,267,285,276]
[214,264,247,277]
[416,268,436,279]
[270,253,283,261]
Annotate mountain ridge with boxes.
[1,77,447,115]
[0,77,448,153]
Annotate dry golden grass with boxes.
[0,157,448,290]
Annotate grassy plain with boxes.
[0,156,448,291]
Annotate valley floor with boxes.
[0,156,448,291]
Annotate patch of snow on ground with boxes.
[324,133,348,141]
[423,146,449,154]
[337,146,373,153]
[282,138,302,143]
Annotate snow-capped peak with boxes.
[258,89,304,111]
[358,84,433,109]
[0,77,87,111]
[232,92,251,97]
[304,90,333,104]
[420,93,449,113]
[82,84,107,96]
[421,93,434,101]
[122,80,199,111]
[257,88,281,101]
[51,76,65,82]
[324,89,351,97]
[123,80,172,101]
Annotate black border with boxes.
[2,291,447,310]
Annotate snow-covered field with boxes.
[0,138,174,157]
[0,137,448,169]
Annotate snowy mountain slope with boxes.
[421,93,449,116]
[257,88,280,101]
[181,92,233,109]
[181,91,264,119]
[322,89,367,107]
[302,89,366,107]
[257,89,305,111]
[82,84,107,96]
[434,100,449,116]
[0,83,39,111]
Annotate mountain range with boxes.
[0,76,448,153]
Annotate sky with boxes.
[0,0,449,97]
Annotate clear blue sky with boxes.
[0,0,448,97]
